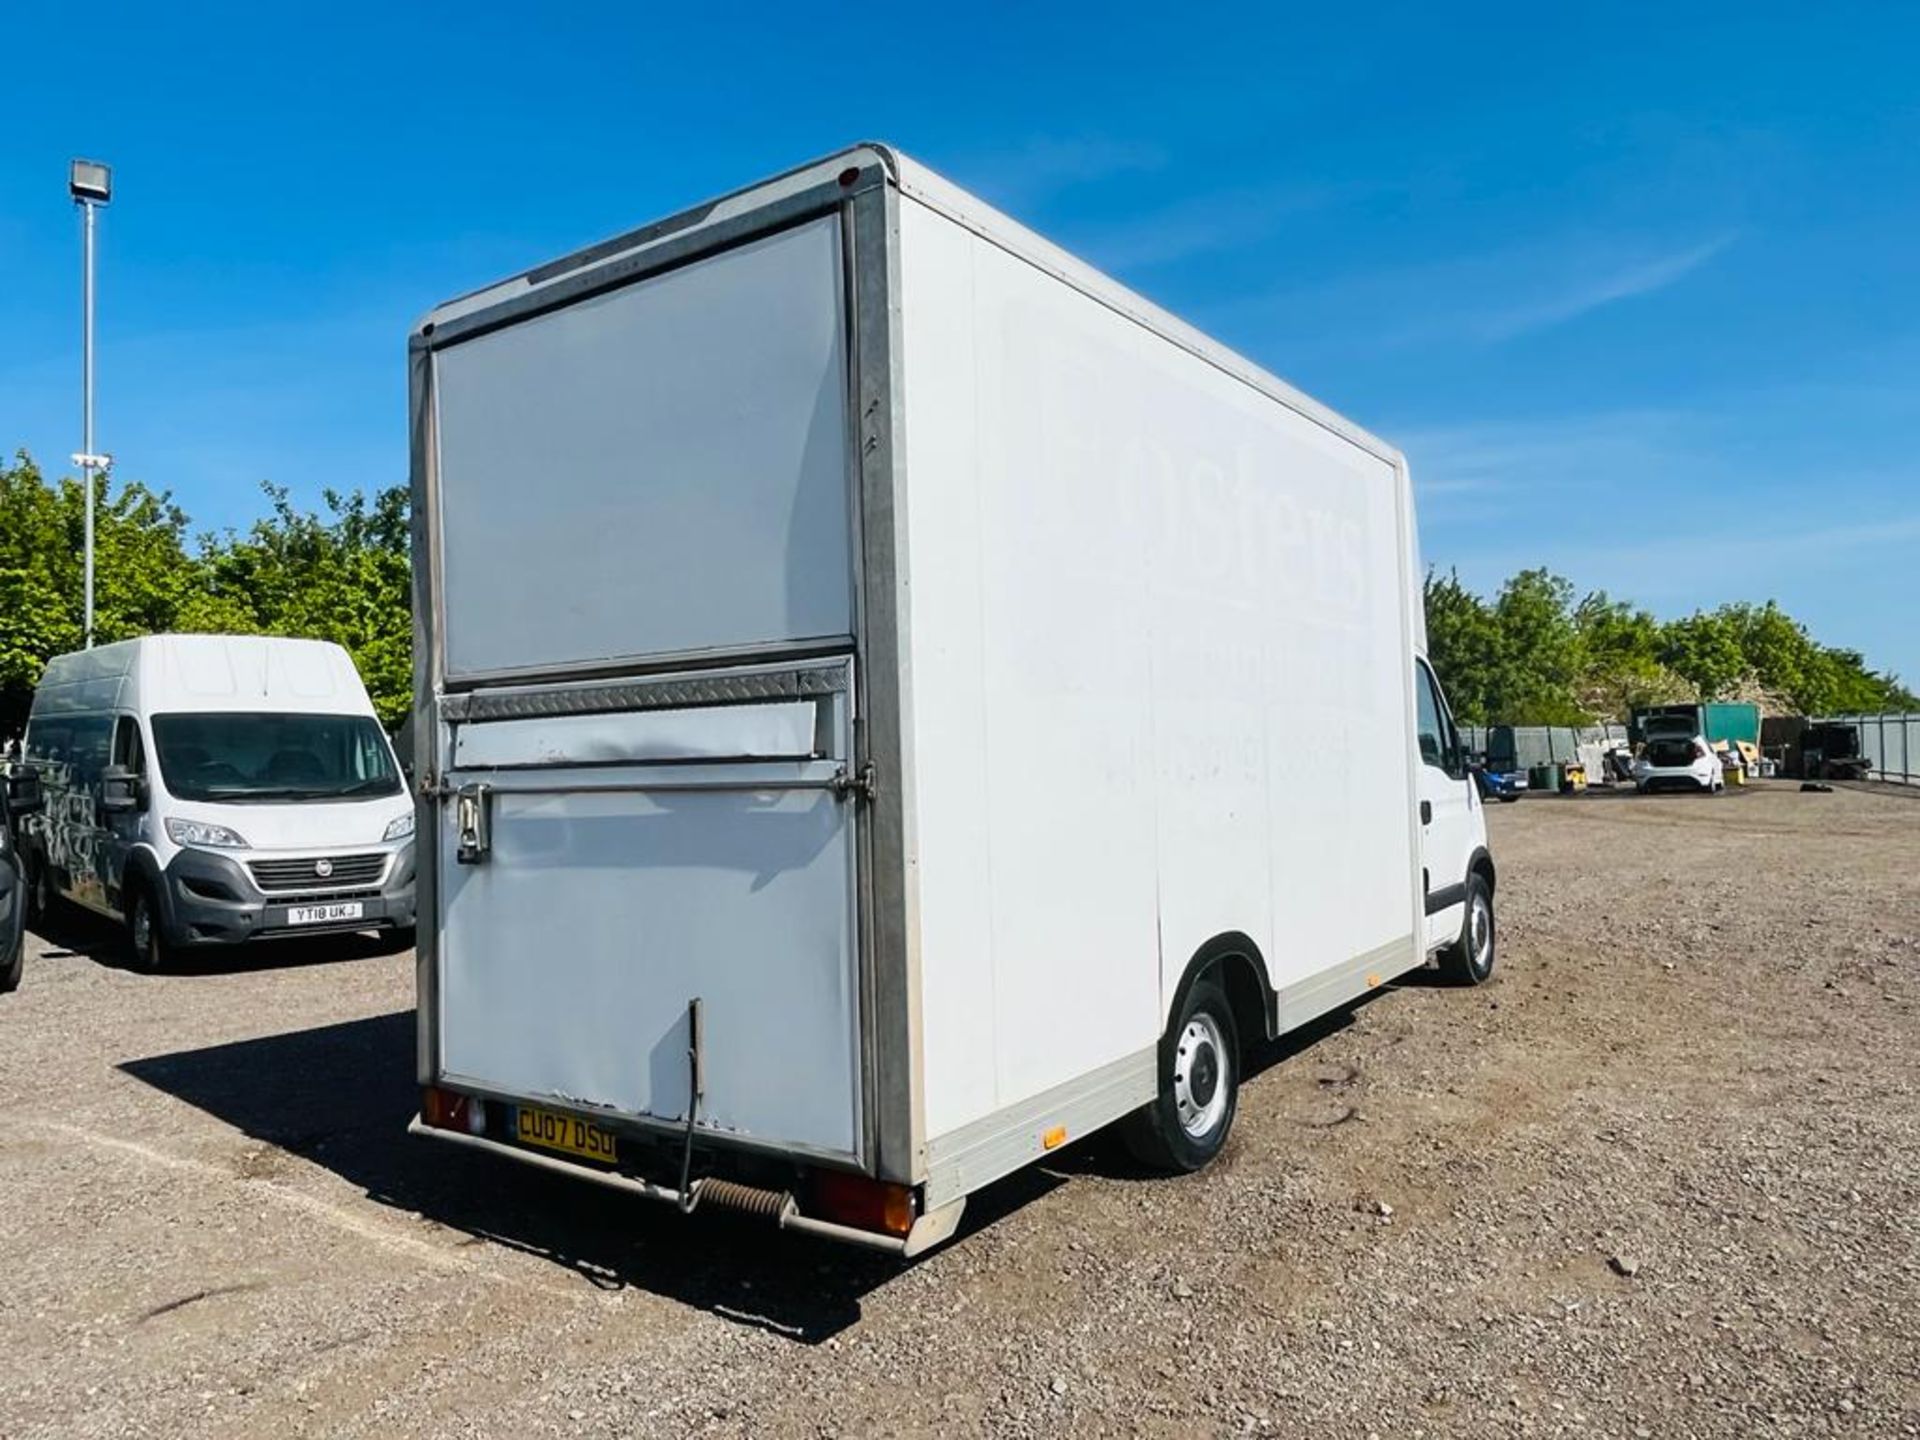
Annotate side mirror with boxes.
[4,765,42,815]
[100,763,142,813]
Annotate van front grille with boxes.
[248,854,387,893]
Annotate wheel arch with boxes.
[1468,845,1497,897]
[1166,931,1276,1052]
[121,846,171,928]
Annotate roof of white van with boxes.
[31,635,375,720]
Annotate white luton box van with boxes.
[408,145,1495,1255]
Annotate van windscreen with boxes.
[151,713,400,802]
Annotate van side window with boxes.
[1415,666,1446,768]
[1414,662,1466,780]
[25,722,72,779]
[112,715,147,777]
[65,714,113,789]
[352,725,386,781]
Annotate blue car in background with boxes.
[1472,757,1528,803]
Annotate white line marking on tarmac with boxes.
[19,1119,573,1298]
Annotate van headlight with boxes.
[166,817,249,849]
[383,810,416,842]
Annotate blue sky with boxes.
[4,4,1917,682]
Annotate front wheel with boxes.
[126,883,172,974]
[0,932,22,994]
[1122,976,1240,1172]
[1440,874,1496,985]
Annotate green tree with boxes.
[193,483,412,725]
[1422,568,1501,722]
[1487,569,1587,724]
[0,454,412,734]
[1573,591,1687,719]
[1657,611,1747,702]
[0,452,202,731]
[1721,601,1810,703]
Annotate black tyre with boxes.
[1439,873,1496,986]
[0,932,21,994]
[1497,793,1521,804]
[1122,976,1240,1172]
[125,882,172,974]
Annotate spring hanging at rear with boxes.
[695,1178,794,1221]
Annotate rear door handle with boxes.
[1420,800,1433,825]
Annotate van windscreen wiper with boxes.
[327,777,401,797]
[197,785,315,802]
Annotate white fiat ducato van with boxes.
[23,634,416,970]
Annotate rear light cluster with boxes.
[809,1170,916,1237]
[422,1086,488,1136]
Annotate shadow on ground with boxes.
[119,1010,1044,1340]
[118,985,1388,1338]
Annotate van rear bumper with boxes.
[160,845,417,945]
[406,1114,966,1258]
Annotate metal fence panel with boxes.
[1463,724,1628,771]
[1819,712,1920,785]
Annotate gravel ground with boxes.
[1,780,1916,1439]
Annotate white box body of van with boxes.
[409,146,1493,1254]
[24,634,416,957]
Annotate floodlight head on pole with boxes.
[69,158,112,205]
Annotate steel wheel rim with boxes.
[131,897,151,956]
[1173,1013,1229,1139]
[1470,894,1493,973]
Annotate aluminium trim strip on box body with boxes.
[408,310,441,1088]
[422,163,892,354]
[1273,934,1423,1031]
[419,148,898,337]
[919,934,1423,1213]
[847,176,923,1189]
[922,1044,1159,1212]
[441,661,848,723]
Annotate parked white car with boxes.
[1632,732,1725,794]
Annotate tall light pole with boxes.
[69,158,112,649]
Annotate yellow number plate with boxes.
[514,1105,618,1164]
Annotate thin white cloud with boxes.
[1478,234,1738,341]
[955,135,1166,208]
[1222,230,1740,353]
[1396,409,1710,508]
[1559,513,1920,581]
[1071,181,1363,272]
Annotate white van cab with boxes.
[23,634,416,970]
